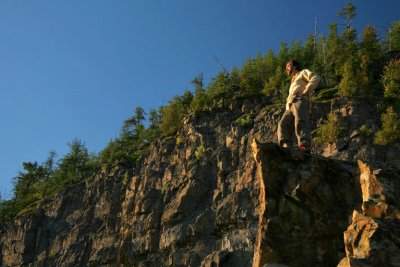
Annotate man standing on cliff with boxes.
[277,60,320,153]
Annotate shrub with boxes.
[374,106,400,145]
[122,172,129,186]
[160,92,193,136]
[314,112,340,144]
[195,144,205,160]
[235,114,253,127]
[359,124,373,137]
[176,136,183,145]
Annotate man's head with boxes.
[286,60,302,77]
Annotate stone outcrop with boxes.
[251,141,360,267]
[0,96,399,266]
[338,161,400,267]
[251,141,400,267]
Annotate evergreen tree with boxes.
[315,112,340,144]
[336,2,361,96]
[331,2,358,85]
[206,68,241,107]
[190,74,209,114]
[160,91,193,135]
[239,53,273,97]
[382,59,400,103]
[53,139,98,187]
[276,42,289,67]
[337,1,356,29]
[263,49,277,76]
[99,139,126,165]
[359,25,382,95]
[288,40,304,65]
[13,162,47,207]
[315,34,330,86]
[192,73,204,94]
[100,106,149,165]
[326,22,343,85]
[146,108,162,143]
[180,90,194,109]
[384,20,400,52]
[239,50,277,98]
[122,106,146,141]
[263,65,287,98]
[41,151,57,198]
[303,35,316,69]
[374,106,400,145]
[338,60,360,96]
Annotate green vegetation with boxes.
[235,114,254,127]
[1,2,400,226]
[122,172,129,186]
[0,140,99,223]
[382,59,400,104]
[314,112,341,144]
[312,87,339,103]
[359,124,373,137]
[0,106,163,224]
[176,136,184,145]
[195,143,205,160]
[160,91,193,135]
[383,21,400,52]
[374,107,400,145]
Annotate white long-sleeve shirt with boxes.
[286,69,320,110]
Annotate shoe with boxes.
[298,145,310,153]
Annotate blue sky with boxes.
[0,0,399,198]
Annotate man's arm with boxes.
[302,69,320,95]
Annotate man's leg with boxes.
[277,110,294,147]
[291,98,311,149]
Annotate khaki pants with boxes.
[277,97,311,148]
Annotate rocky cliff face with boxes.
[251,142,400,267]
[1,96,399,267]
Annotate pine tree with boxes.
[303,35,316,70]
[384,21,400,52]
[190,74,209,114]
[146,108,162,143]
[337,2,356,29]
[288,40,303,64]
[338,60,360,96]
[336,2,361,96]
[315,34,330,86]
[359,25,382,96]
[160,91,193,135]
[276,42,289,67]
[326,22,343,85]
[53,139,98,186]
[122,106,146,141]
[382,59,400,103]
[13,162,46,206]
[374,106,400,145]
[334,2,358,83]
[207,68,241,107]
[263,65,288,100]
[41,151,57,198]
[240,53,269,97]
